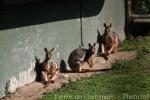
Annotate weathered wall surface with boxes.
[82,0,125,48]
[0,0,125,97]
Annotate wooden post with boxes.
[125,0,134,39]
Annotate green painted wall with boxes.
[82,0,125,48]
[0,0,125,97]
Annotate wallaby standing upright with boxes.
[68,43,96,73]
[97,23,119,60]
[41,48,59,88]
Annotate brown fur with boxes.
[68,43,96,73]
[97,23,119,60]
[41,48,59,88]
[43,60,59,88]
[78,43,96,72]
[41,48,54,77]
[84,44,95,67]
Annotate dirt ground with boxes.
[1,51,136,100]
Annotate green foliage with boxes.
[120,36,150,52]
[132,0,150,14]
[111,60,130,73]
[137,46,150,57]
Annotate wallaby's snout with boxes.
[44,48,54,60]
[88,43,96,54]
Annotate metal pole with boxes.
[80,0,84,47]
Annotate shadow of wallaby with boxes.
[34,56,42,82]
[61,68,110,73]
[60,60,67,72]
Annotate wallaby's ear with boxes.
[93,43,96,47]
[88,43,91,47]
[109,23,112,28]
[97,28,100,35]
[44,48,48,53]
[50,48,55,52]
[104,23,107,27]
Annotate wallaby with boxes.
[97,23,119,60]
[68,43,96,73]
[41,48,59,88]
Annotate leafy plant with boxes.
[132,0,150,14]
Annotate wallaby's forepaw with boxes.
[102,53,109,60]
[89,65,93,67]
[50,80,55,83]
[81,69,90,73]
[43,80,55,88]
[97,52,103,57]
[97,52,109,60]
[43,81,49,88]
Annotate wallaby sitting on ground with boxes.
[97,23,119,60]
[41,48,59,88]
[68,43,96,73]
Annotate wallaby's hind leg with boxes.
[97,43,109,60]
[76,62,82,73]
[43,68,59,88]
[113,45,118,53]
[108,44,117,54]
[98,43,105,56]
[87,57,93,67]
[50,68,59,82]
[101,43,105,54]
[98,43,108,61]
[41,71,48,82]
